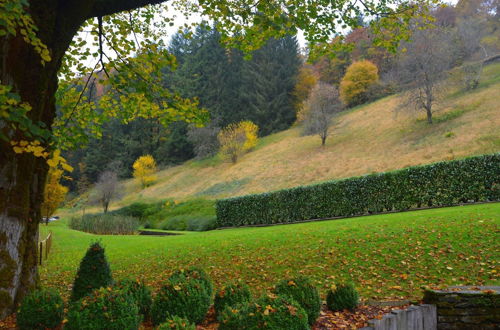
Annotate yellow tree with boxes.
[339,60,379,107]
[40,168,68,224]
[218,121,258,163]
[133,155,157,188]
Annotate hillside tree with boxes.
[396,28,453,123]
[133,155,157,188]
[339,60,379,107]
[0,0,434,317]
[218,121,258,163]
[302,83,343,146]
[95,171,119,213]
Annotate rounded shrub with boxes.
[214,282,251,319]
[157,315,196,330]
[114,279,152,319]
[169,267,213,296]
[71,242,113,301]
[17,289,64,330]
[275,276,321,325]
[218,294,309,330]
[151,273,211,325]
[326,283,359,311]
[66,287,140,330]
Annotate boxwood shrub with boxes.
[169,267,213,296]
[66,287,140,330]
[157,315,196,330]
[274,277,321,325]
[151,272,211,325]
[326,283,359,311]
[216,154,500,227]
[71,242,113,301]
[218,294,309,330]
[17,289,64,330]
[114,279,152,319]
[214,282,252,319]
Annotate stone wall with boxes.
[423,286,499,330]
[360,304,437,330]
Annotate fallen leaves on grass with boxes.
[313,304,408,330]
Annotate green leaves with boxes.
[216,154,500,227]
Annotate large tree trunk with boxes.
[0,1,80,319]
[0,0,169,319]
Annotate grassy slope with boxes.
[112,63,500,207]
[40,203,499,302]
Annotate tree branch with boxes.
[87,0,168,20]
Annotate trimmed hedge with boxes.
[216,154,500,227]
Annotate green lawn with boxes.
[40,203,500,302]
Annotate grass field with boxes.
[94,63,500,210]
[40,203,500,303]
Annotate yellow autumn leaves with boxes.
[218,121,258,163]
[133,155,158,188]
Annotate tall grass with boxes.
[69,214,138,235]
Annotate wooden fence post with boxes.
[39,242,43,266]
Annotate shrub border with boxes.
[215,154,500,228]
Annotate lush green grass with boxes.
[40,203,499,302]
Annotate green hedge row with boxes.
[215,154,500,227]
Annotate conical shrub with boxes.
[71,242,113,301]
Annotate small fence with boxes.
[39,231,53,266]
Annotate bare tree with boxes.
[302,83,343,146]
[95,171,119,213]
[396,28,453,124]
[187,123,221,159]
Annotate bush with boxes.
[214,282,252,319]
[17,289,64,330]
[216,154,500,227]
[71,242,113,301]
[151,272,211,325]
[218,294,309,330]
[275,277,321,325]
[69,214,138,235]
[113,198,216,231]
[115,202,149,219]
[160,215,217,231]
[218,121,258,163]
[169,267,213,296]
[157,315,196,330]
[133,154,157,188]
[114,279,152,319]
[66,287,140,330]
[339,60,379,107]
[326,283,359,311]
